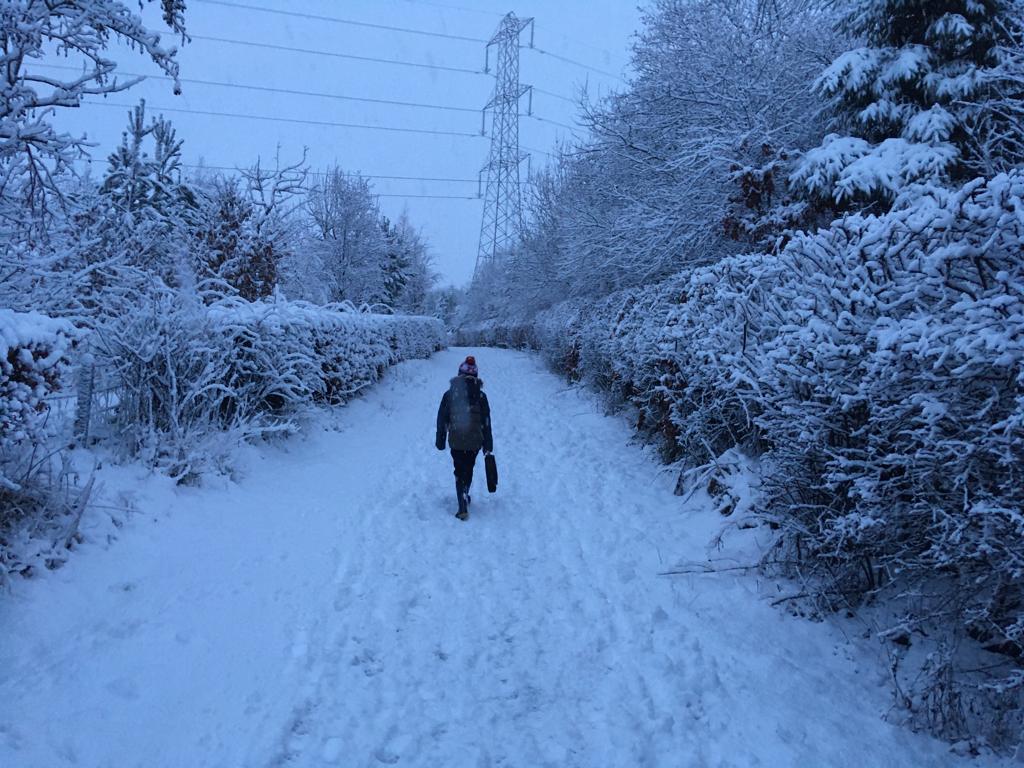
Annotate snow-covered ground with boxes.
[0,348,999,767]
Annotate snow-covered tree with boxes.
[192,154,304,301]
[305,169,387,306]
[379,212,435,313]
[0,0,188,323]
[0,0,186,228]
[792,0,1024,208]
[192,178,261,297]
[103,101,192,215]
[99,101,194,282]
[239,152,306,298]
[0,104,193,326]
[379,216,409,310]
[496,0,838,317]
[427,286,462,330]
[468,0,1024,749]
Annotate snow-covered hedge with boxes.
[468,172,1024,749]
[0,309,76,490]
[742,175,1024,745]
[104,295,444,478]
[0,309,79,581]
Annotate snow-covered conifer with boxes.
[793,0,1024,207]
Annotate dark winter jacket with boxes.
[436,375,493,453]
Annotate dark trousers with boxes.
[451,448,479,493]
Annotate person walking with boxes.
[436,355,493,520]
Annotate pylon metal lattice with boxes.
[475,12,533,280]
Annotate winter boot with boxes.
[455,481,469,520]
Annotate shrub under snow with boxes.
[104,294,444,479]
[0,309,76,490]
[0,309,80,582]
[469,171,1024,750]
[743,174,1024,746]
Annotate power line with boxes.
[389,0,617,62]
[79,158,488,199]
[36,63,480,115]
[193,18,622,87]
[190,34,485,76]
[319,172,480,184]
[191,162,530,187]
[395,0,503,18]
[522,144,556,158]
[376,193,479,200]
[525,46,622,80]
[526,114,577,131]
[199,165,484,185]
[532,86,577,105]
[192,0,488,43]
[81,156,479,183]
[195,0,618,70]
[82,93,568,140]
[82,100,484,138]
[49,63,572,135]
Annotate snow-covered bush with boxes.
[460,0,1024,753]
[374,311,447,361]
[470,171,1024,749]
[467,269,763,469]
[746,174,1024,745]
[0,310,81,582]
[103,294,443,479]
[0,310,77,491]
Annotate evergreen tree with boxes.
[103,101,193,215]
[377,212,435,312]
[721,143,812,253]
[379,216,410,310]
[100,101,195,281]
[793,0,1024,209]
[193,178,253,297]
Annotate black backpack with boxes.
[447,376,484,451]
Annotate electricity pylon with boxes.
[474,11,533,281]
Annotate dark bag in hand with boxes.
[485,453,498,493]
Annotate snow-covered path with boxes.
[1,349,977,767]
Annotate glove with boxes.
[435,435,446,451]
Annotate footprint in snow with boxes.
[351,649,383,677]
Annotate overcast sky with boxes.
[50,0,645,287]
